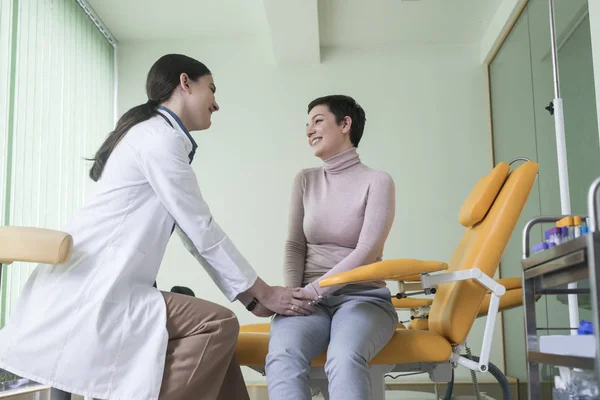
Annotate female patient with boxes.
[265,95,398,400]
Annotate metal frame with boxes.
[520,178,600,399]
[421,268,506,373]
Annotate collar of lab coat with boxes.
[157,106,198,163]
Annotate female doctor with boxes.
[0,54,317,400]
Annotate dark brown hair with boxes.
[88,54,211,181]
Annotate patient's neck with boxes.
[324,147,360,174]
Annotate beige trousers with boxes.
[159,292,250,400]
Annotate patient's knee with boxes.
[325,349,368,375]
[267,341,310,364]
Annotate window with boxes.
[0,0,115,326]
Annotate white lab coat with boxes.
[0,109,258,400]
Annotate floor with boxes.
[3,390,498,400]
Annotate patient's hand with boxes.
[261,286,318,316]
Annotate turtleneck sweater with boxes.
[284,147,396,297]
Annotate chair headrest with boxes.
[458,162,510,227]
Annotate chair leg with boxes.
[311,379,330,400]
[49,388,71,400]
[310,367,330,400]
[369,365,392,400]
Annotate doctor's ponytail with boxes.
[88,54,211,182]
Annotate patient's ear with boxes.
[341,116,352,135]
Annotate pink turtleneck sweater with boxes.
[284,147,396,297]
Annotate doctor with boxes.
[0,54,317,400]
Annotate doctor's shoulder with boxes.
[127,119,189,161]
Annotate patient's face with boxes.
[306,105,351,160]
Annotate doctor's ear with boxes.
[179,73,191,93]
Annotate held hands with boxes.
[261,286,319,317]
[242,278,321,317]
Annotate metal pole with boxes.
[549,0,561,100]
[549,0,579,333]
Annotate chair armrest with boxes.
[319,259,448,287]
[0,226,73,265]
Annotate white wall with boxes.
[480,0,526,63]
[118,38,494,383]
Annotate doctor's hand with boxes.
[243,278,319,317]
[251,303,275,318]
[262,286,317,316]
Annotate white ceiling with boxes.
[319,0,504,47]
[87,0,504,62]
[86,0,270,41]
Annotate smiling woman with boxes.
[87,54,214,182]
[266,94,398,400]
[305,95,365,159]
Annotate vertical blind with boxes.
[0,0,15,238]
[0,0,115,326]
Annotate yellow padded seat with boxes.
[494,277,521,291]
[236,324,451,367]
[392,298,433,308]
[408,319,430,331]
[478,288,524,316]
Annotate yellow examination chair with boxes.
[236,160,539,400]
[0,227,75,399]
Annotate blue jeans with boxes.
[265,286,398,400]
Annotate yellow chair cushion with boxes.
[0,226,73,265]
[458,162,510,228]
[240,323,271,333]
[478,288,524,317]
[408,319,430,330]
[494,277,521,291]
[236,323,451,367]
[392,298,433,309]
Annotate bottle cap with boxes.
[578,320,594,335]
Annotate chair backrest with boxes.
[427,161,538,345]
[0,226,73,265]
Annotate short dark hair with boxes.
[307,95,366,147]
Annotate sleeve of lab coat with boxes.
[136,130,257,301]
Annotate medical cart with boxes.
[521,178,600,399]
